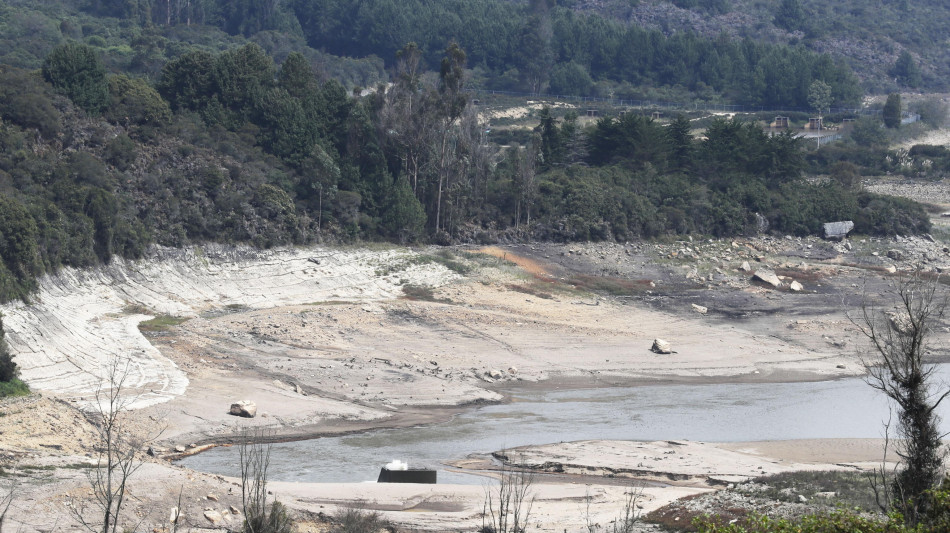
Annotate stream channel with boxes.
[180,369,950,484]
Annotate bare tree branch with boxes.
[852,268,949,525]
[69,356,164,533]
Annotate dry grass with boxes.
[505,283,555,299]
[137,315,190,332]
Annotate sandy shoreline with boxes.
[0,240,930,532]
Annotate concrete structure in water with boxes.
[377,459,437,484]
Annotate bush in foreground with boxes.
[0,378,29,398]
[694,478,950,533]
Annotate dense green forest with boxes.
[0,0,941,304]
[1,0,863,107]
[571,0,950,94]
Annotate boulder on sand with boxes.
[651,339,672,354]
[752,270,781,288]
[229,400,257,418]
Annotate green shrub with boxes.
[106,74,172,127]
[0,379,29,398]
[0,313,19,384]
[104,134,136,171]
[42,43,109,114]
[695,509,899,533]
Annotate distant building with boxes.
[807,117,823,130]
[771,116,790,128]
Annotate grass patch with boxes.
[377,249,477,277]
[137,315,190,332]
[122,303,151,315]
[424,249,473,275]
[402,284,437,301]
[0,379,29,398]
[401,284,453,303]
[505,283,554,299]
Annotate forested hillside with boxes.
[1,0,862,107]
[570,0,948,93]
[0,0,942,303]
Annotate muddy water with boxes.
[180,369,950,484]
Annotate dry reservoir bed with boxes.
[0,241,935,532]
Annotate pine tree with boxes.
[884,93,902,129]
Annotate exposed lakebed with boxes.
[180,367,950,484]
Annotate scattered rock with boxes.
[823,221,854,240]
[885,265,897,274]
[836,364,846,369]
[886,249,904,261]
[174,445,186,453]
[487,369,504,380]
[229,400,257,418]
[651,339,672,354]
[207,494,218,502]
[738,261,751,272]
[752,270,781,288]
[691,304,708,314]
[789,280,803,292]
[204,510,226,526]
[798,494,808,503]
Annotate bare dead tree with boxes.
[581,482,644,533]
[239,429,292,533]
[71,357,162,533]
[482,452,535,533]
[583,485,597,533]
[608,484,644,533]
[855,269,950,525]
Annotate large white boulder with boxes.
[651,339,672,354]
[229,400,257,418]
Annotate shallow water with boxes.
[180,368,950,484]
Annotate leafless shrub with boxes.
[70,357,163,533]
[481,452,535,533]
[240,429,292,533]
